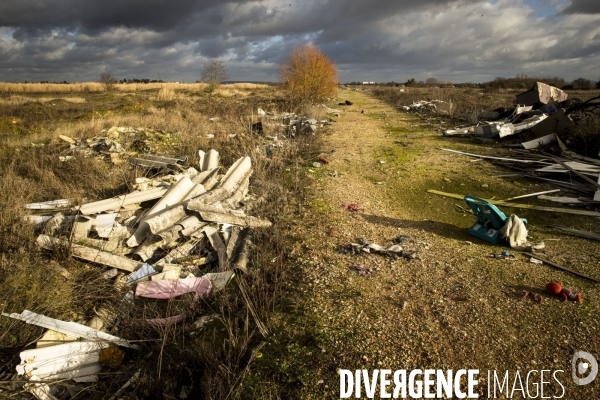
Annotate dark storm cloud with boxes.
[562,0,600,14]
[0,0,235,31]
[0,0,598,83]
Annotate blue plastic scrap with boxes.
[464,196,527,244]
[126,263,156,284]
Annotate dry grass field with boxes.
[0,82,323,399]
[1,82,599,399]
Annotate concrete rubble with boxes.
[9,148,272,397]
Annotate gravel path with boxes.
[255,89,599,399]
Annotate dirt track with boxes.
[253,89,600,398]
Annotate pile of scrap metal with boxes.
[443,82,575,148]
[9,149,270,398]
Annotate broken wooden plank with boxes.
[547,225,600,242]
[1,310,138,348]
[437,147,552,165]
[502,189,560,201]
[427,190,600,217]
[521,252,599,283]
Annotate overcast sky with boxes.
[0,0,598,83]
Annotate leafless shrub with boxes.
[100,71,118,91]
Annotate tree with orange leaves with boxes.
[279,44,339,105]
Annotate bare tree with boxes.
[425,77,438,85]
[99,71,117,91]
[201,61,229,93]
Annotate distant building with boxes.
[362,81,376,85]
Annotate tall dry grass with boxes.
[0,83,324,399]
[0,82,272,94]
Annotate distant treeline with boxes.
[346,74,600,90]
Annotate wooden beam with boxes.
[427,190,600,217]
[521,252,599,283]
[547,225,600,242]
[502,189,560,201]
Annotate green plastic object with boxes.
[464,196,527,244]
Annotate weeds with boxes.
[0,84,324,399]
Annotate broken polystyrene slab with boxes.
[73,216,93,239]
[443,127,472,136]
[17,341,108,382]
[25,375,59,400]
[102,268,119,279]
[36,330,78,348]
[94,213,117,238]
[474,123,514,138]
[126,263,157,284]
[25,199,71,210]
[23,215,53,226]
[202,271,235,292]
[37,234,142,272]
[192,314,217,331]
[511,114,548,134]
[79,187,169,215]
[135,277,212,300]
[151,267,181,280]
[1,310,138,348]
[520,133,556,150]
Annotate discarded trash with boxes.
[342,203,360,212]
[491,251,514,259]
[515,82,568,106]
[337,239,416,259]
[464,196,527,245]
[530,257,543,264]
[546,282,581,302]
[348,264,371,277]
[519,290,543,303]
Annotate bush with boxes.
[201,60,229,94]
[99,71,117,91]
[279,44,338,106]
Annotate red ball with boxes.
[546,282,562,295]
